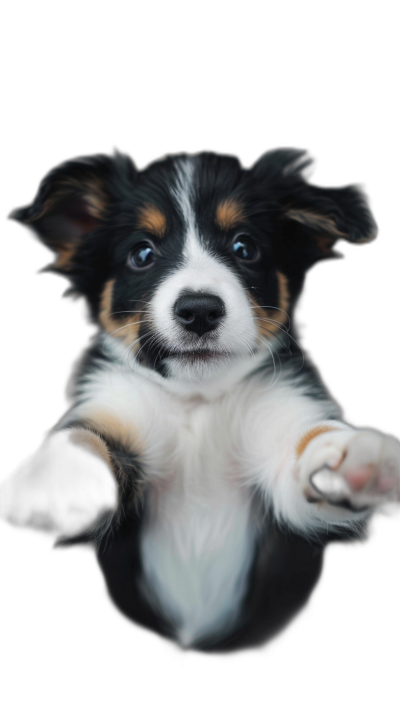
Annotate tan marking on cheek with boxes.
[99,279,142,347]
[251,299,272,338]
[215,199,246,231]
[252,271,290,339]
[70,429,113,469]
[136,204,167,237]
[296,425,337,458]
[276,271,289,314]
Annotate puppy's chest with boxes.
[139,401,256,646]
[141,404,246,548]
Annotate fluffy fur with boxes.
[2,149,400,651]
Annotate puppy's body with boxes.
[63,338,334,648]
[3,150,399,650]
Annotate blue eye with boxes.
[129,243,155,269]
[232,235,259,262]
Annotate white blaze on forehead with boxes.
[171,157,205,260]
[170,157,197,233]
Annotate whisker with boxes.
[126,330,153,361]
[102,320,144,352]
[256,327,291,355]
[152,338,169,368]
[247,295,291,331]
[257,335,282,390]
[256,319,304,366]
[127,299,153,307]
[250,305,290,332]
[119,330,153,370]
[126,334,153,371]
[108,310,147,317]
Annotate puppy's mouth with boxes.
[166,349,229,363]
[137,336,231,371]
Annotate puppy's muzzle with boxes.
[174,292,225,336]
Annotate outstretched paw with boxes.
[296,428,400,509]
[0,430,118,537]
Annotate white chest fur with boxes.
[139,399,256,647]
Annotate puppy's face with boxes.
[13,150,376,382]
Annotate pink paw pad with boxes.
[343,465,377,492]
[343,462,398,496]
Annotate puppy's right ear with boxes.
[11,153,136,271]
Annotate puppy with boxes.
[2,149,399,650]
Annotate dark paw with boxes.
[1,432,117,537]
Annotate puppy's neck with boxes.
[103,334,273,401]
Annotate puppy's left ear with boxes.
[252,149,377,264]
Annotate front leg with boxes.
[296,427,400,510]
[243,379,400,539]
[1,416,142,538]
[273,422,400,537]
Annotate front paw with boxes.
[295,428,400,509]
[0,430,118,537]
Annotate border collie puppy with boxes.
[2,150,400,650]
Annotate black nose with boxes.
[174,293,226,336]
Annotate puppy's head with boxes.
[12,150,376,381]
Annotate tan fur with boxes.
[99,279,142,347]
[83,410,144,454]
[286,209,348,239]
[82,179,108,220]
[70,415,143,502]
[54,245,77,269]
[137,204,167,237]
[215,199,246,231]
[295,425,337,458]
[251,271,290,338]
[70,428,113,469]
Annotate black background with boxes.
[0,76,400,690]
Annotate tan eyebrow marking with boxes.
[215,199,246,231]
[136,203,167,237]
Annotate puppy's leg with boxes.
[295,426,400,510]
[273,423,400,537]
[1,417,142,537]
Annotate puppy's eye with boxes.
[232,235,260,262]
[128,243,155,269]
